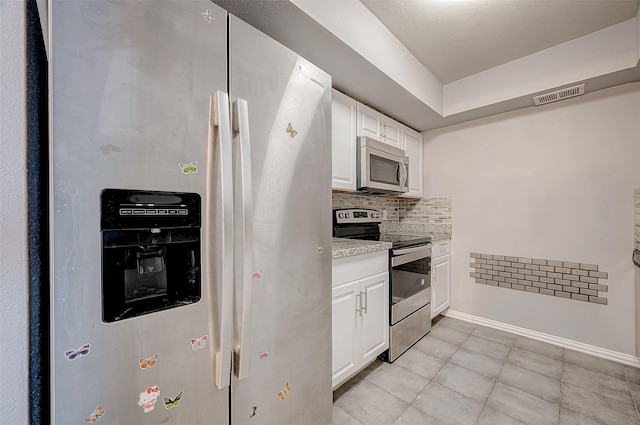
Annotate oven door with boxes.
[390,245,431,325]
[357,138,409,194]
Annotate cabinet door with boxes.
[402,126,423,198]
[332,280,360,389]
[356,102,383,141]
[381,116,403,149]
[331,90,357,191]
[431,255,451,318]
[359,272,389,365]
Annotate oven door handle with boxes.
[392,244,432,256]
[392,247,432,268]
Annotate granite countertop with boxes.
[428,233,452,242]
[332,238,392,260]
[331,230,452,259]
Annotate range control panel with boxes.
[333,208,383,225]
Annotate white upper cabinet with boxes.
[381,115,403,149]
[401,126,424,198]
[331,89,357,191]
[356,102,383,141]
[356,102,403,149]
[332,91,423,194]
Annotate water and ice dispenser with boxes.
[101,189,201,322]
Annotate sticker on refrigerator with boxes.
[139,354,158,370]
[163,390,183,409]
[190,335,207,350]
[252,269,262,279]
[83,405,105,423]
[277,382,291,400]
[286,123,298,139]
[202,9,215,23]
[179,161,197,174]
[138,386,160,413]
[250,406,257,418]
[259,350,269,359]
[65,343,90,361]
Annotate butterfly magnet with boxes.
[202,9,215,23]
[164,390,183,409]
[179,161,197,174]
[83,405,105,423]
[259,351,269,359]
[138,386,160,413]
[139,354,157,370]
[250,406,257,418]
[190,335,207,350]
[286,123,298,139]
[252,269,262,279]
[65,343,90,361]
[277,382,291,400]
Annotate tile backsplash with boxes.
[470,253,608,305]
[332,192,452,235]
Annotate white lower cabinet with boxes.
[358,273,389,364]
[431,240,451,319]
[332,251,389,389]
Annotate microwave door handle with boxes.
[232,98,254,380]
[206,91,234,390]
[401,161,408,189]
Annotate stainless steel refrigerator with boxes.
[47,1,332,424]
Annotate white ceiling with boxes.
[361,0,640,83]
[217,0,640,130]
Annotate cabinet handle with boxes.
[362,290,368,314]
[356,292,362,316]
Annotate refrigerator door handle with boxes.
[208,91,234,390]
[232,98,254,380]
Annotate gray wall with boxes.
[0,2,29,424]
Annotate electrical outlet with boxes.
[382,210,388,220]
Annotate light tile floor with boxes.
[333,316,640,425]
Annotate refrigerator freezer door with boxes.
[50,1,229,424]
[229,15,333,425]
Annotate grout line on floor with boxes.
[623,366,640,423]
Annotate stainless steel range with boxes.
[333,208,432,362]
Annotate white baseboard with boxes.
[443,309,640,368]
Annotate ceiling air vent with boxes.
[533,84,585,106]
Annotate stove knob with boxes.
[338,213,344,219]
[345,213,351,218]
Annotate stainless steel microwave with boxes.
[356,136,409,195]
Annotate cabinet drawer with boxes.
[432,240,450,258]
[332,251,388,287]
